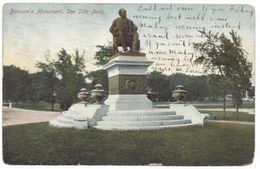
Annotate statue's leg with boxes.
[118,31,127,51]
[132,32,139,52]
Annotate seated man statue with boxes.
[109,8,140,55]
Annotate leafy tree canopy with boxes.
[193,29,252,111]
[94,45,113,65]
[37,49,87,110]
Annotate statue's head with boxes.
[118,8,127,18]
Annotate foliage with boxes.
[11,101,61,111]
[147,71,231,102]
[3,65,31,102]
[86,69,108,92]
[94,45,113,65]
[3,122,254,165]
[147,71,171,101]
[153,100,255,109]
[29,71,60,103]
[247,86,255,98]
[37,49,87,110]
[193,30,252,113]
[3,64,253,106]
[3,65,60,107]
[186,75,209,101]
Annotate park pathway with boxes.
[2,107,62,126]
[198,108,255,114]
[208,120,255,125]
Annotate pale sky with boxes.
[3,3,255,81]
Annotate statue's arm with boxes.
[129,20,138,32]
[133,22,138,32]
[109,20,118,35]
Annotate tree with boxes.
[29,71,60,104]
[86,69,108,91]
[147,71,171,101]
[3,65,31,103]
[37,49,87,110]
[247,86,255,99]
[193,29,252,115]
[94,45,113,65]
[207,74,231,102]
[186,75,209,101]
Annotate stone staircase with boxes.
[93,109,195,130]
[49,104,206,130]
[49,106,88,128]
[49,104,108,129]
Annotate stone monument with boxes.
[49,8,208,130]
[94,9,199,130]
[103,8,153,111]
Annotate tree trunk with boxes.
[223,89,226,114]
[236,101,239,120]
[51,102,54,111]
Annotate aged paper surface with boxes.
[1,0,257,167]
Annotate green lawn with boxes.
[200,111,255,122]
[11,101,61,111]
[3,122,254,166]
[154,100,255,109]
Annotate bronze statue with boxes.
[110,8,140,55]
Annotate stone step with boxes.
[94,123,197,130]
[107,110,176,116]
[50,118,88,129]
[97,119,191,127]
[102,115,184,121]
[49,119,75,128]
[61,113,77,120]
[55,116,87,124]
[56,117,77,125]
[64,111,81,116]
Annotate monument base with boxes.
[104,94,153,111]
[92,54,200,130]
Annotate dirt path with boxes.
[2,107,62,126]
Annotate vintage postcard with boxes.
[2,3,255,166]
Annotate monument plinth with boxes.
[103,54,153,111]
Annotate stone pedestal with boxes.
[103,54,153,111]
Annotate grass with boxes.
[11,101,61,111]
[3,122,254,166]
[193,101,255,109]
[200,111,255,122]
[154,100,255,109]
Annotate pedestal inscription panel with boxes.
[109,75,146,94]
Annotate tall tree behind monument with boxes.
[37,49,87,110]
[193,29,252,114]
